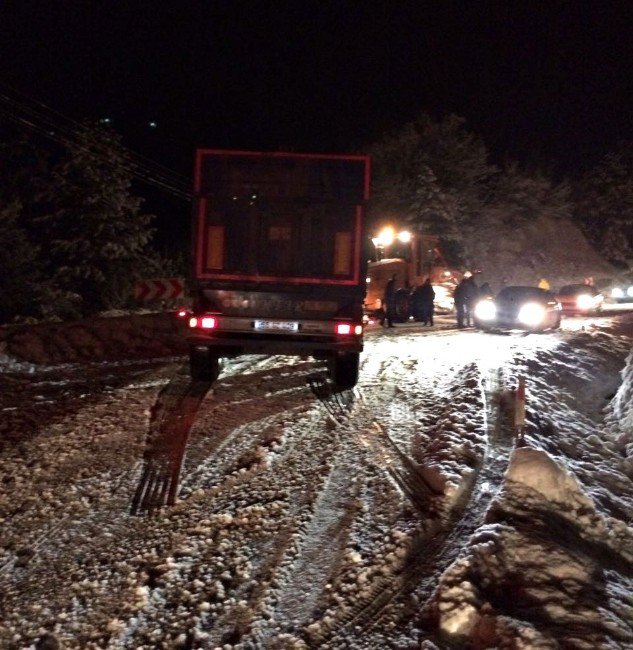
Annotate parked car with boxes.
[555,284,604,314]
[603,276,633,303]
[473,286,562,332]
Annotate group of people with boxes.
[381,273,436,328]
[380,272,493,329]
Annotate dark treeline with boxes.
[1,114,632,323]
[367,113,633,270]
[0,122,185,322]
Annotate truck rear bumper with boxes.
[187,333,363,357]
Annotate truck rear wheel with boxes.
[190,347,220,382]
[331,352,360,391]
[394,289,411,322]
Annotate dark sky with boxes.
[1,1,632,180]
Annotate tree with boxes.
[486,162,572,227]
[0,137,52,321]
[37,123,155,316]
[0,201,41,322]
[573,143,633,266]
[367,113,495,264]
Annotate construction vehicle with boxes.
[364,227,461,322]
[187,149,370,389]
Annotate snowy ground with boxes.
[1,312,632,649]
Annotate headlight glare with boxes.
[518,302,546,326]
[627,286,633,297]
[576,294,593,310]
[474,299,496,320]
[612,287,624,298]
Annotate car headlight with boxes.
[474,299,496,320]
[627,286,633,297]
[612,287,625,298]
[576,294,594,310]
[518,302,546,326]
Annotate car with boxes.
[603,276,633,303]
[473,286,562,332]
[555,284,604,315]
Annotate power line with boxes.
[0,84,193,190]
[0,94,193,199]
[0,84,193,201]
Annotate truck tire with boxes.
[394,289,411,322]
[189,347,221,382]
[331,352,360,391]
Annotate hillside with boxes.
[465,214,617,292]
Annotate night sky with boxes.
[2,2,632,182]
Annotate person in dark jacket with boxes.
[417,277,436,325]
[411,284,424,322]
[479,282,493,298]
[454,275,479,328]
[382,273,397,327]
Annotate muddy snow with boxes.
[1,313,632,649]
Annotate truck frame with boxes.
[187,149,370,390]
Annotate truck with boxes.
[363,227,461,322]
[187,149,370,390]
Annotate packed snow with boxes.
[0,311,632,649]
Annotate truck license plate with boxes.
[254,320,299,332]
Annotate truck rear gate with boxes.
[188,150,370,389]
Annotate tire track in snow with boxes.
[268,447,362,628]
[311,361,516,647]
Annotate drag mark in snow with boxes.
[130,374,212,515]
[307,372,357,423]
[131,356,319,514]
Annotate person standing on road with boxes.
[479,282,493,298]
[419,277,436,326]
[454,274,478,328]
[382,273,397,328]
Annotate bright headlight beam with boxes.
[474,300,496,320]
[576,294,593,310]
[518,302,546,326]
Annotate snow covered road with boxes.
[1,315,632,649]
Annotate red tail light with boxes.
[189,316,218,329]
[336,323,363,335]
[201,317,217,329]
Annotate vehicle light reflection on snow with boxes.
[560,316,612,332]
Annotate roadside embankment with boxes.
[0,312,189,364]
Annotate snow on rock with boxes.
[506,446,595,507]
[437,577,480,637]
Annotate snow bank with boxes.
[0,312,188,364]
[609,348,633,474]
[506,447,595,507]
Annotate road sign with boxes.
[134,278,185,301]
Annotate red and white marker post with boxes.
[514,376,526,441]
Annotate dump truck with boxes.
[364,227,461,321]
[187,149,370,389]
